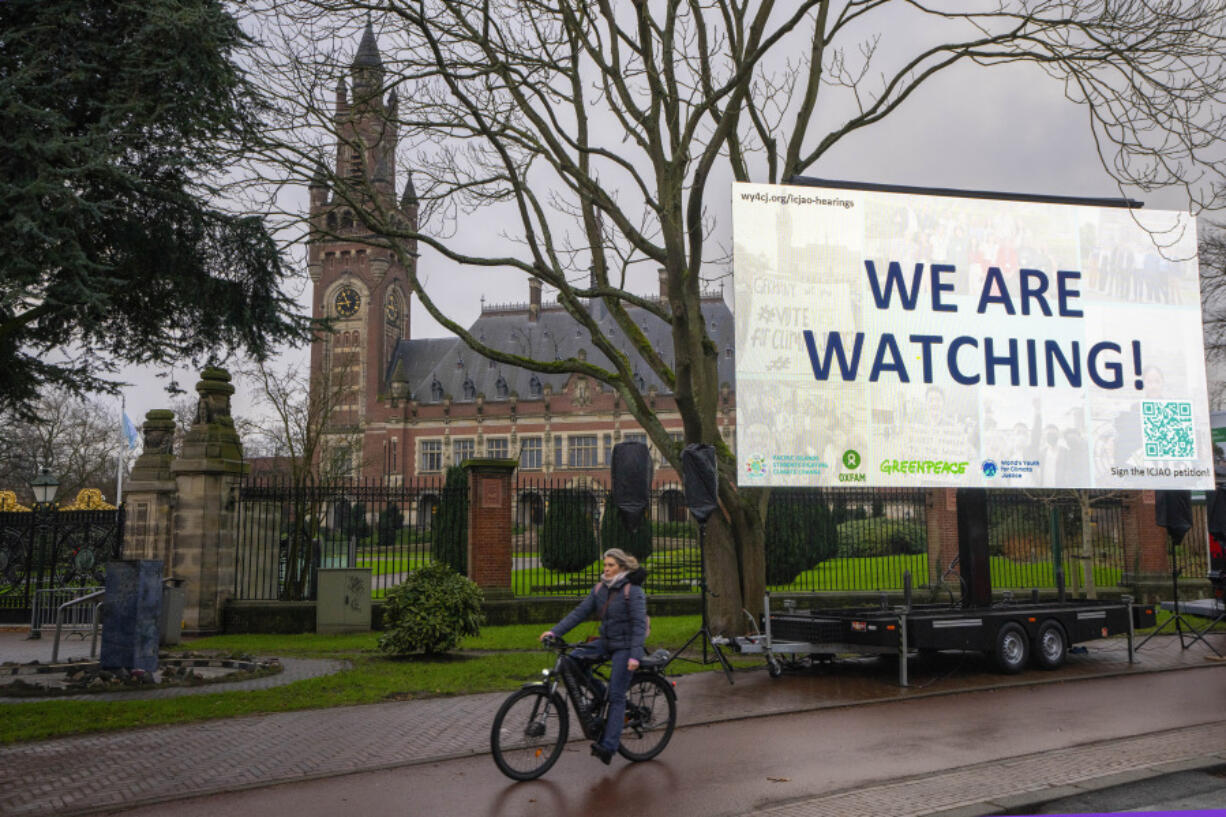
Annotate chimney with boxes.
[529,277,542,322]
[658,267,669,300]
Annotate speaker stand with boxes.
[669,522,735,684]
[1136,534,1224,658]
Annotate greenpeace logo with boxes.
[879,459,968,475]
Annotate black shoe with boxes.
[590,742,613,765]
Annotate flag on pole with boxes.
[122,413,139,450]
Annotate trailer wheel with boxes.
[994,622,1029,674]
[767,657,783,678]
[1032,620,1067,670]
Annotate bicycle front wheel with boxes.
[617,674,676,762]
[490,687,570,781]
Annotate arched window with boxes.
[495,375,508,398]
[463,377,476,400]
[342,331,351,347]
[341,210,354,230]
[529,375,542,398]
[326,212,338,231]
[352,330,359,346]
[430,379,444,401]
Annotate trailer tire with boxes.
[994,622,1029,674]
[767,657,783,678]
[1032,620,1067,670]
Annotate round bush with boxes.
[835,518,927,558]
[378,562,484,655]
[599,494,653,561]
[540,489,599,572]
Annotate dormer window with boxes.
[529,375,542,398]
[634,373,646,391]
[463,378,476,400]
[430,379,444,401]
[495,376,509,398]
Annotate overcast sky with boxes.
[110,10,1209,442]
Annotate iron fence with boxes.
[234,474,1218,603]
[235,476,444,600]
[762,487,929,593]
[511,476,701,598]
[0,508,124,624]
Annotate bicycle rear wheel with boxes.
[617,674,676,762]
[490,687,569,780]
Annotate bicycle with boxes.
[490,635,677,780]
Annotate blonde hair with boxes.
[603,548,639,571]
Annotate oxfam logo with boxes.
[842,450,861,470]
[982,459,998,478]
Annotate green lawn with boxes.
[769,555,1124,594]
[0,615,756,746]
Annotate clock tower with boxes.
[306,22,418,475]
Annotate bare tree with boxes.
[248,0,1226,630]
[0,391,128,506]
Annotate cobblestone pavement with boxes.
[0,630,1224,817]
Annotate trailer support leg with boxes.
[898,612,908,687]
[1125,595,1135,664]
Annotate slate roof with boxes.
[386,296,735,404]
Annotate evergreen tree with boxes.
[0,0,312,416]
[764,489,837,586]
[433,466,469,573]
[540,489,599,573]
[599,494,653,562]
[377,503,403,548]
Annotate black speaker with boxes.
[611,441,652,532]
[681,443,719,524]
[1155,490,1193,545]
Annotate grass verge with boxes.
[0,615,758,746]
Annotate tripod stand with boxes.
[1136,531,1224,658]
[670,521,735,684]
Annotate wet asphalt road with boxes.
[100,666,1226,817]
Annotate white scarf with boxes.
[602,570,627,587]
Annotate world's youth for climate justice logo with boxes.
[982,459,998,478]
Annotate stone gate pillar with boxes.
[463,458,517,599]
[170,367,247,633]
[123,410,177,565]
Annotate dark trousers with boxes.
[571,640,633,753]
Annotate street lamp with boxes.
[30,468,59,507]
[26,468,59,639]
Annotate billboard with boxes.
[733,181,1213,489]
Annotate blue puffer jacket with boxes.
[551,567,647,660]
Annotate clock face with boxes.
[386,298,401,325]
[334,286,361,318]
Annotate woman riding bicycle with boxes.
[540,547,647,764]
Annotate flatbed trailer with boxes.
[724,590,1157,686]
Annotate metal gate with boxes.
[0,508,125,624]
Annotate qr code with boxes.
[1142,401,1195,459]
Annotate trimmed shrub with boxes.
[764,489,838,585]
[378,563,484,655]
[835,517,927,558]
[433,466,468,573]
[599,494,653,561]
[540,489,599,572]
[377,503,403,549]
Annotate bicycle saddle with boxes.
[638,648,671,669]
